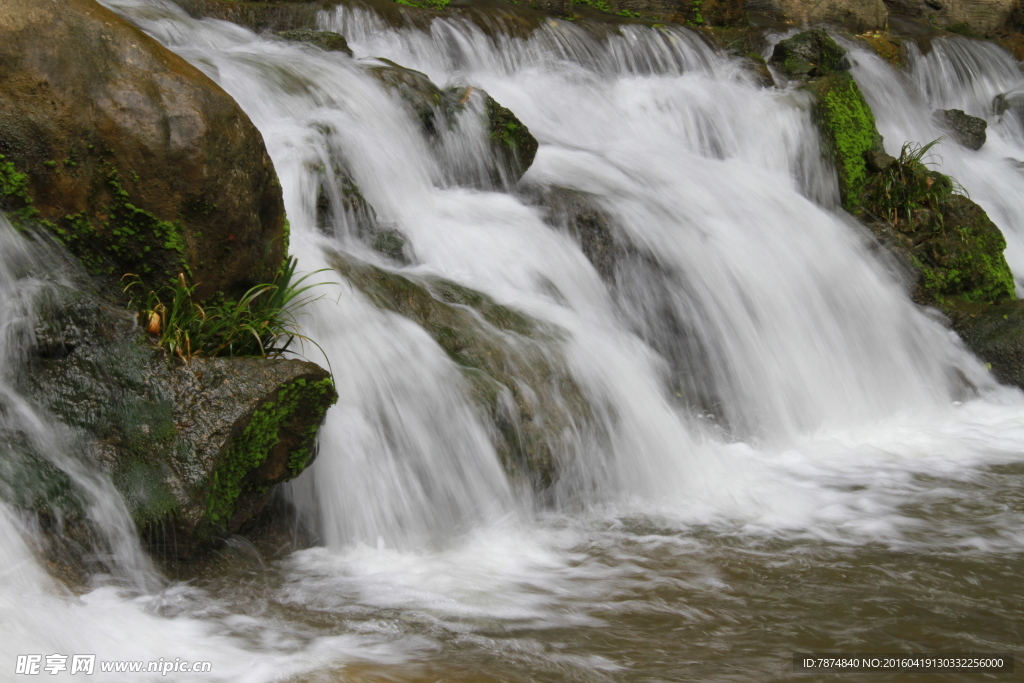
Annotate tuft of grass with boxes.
[862,138,962,228]
[124,257,327,360]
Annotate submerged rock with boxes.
[0,0,286,299]
[367,60,538,186]
[23,282,336,559]
[276,29,353,55]
[329,251,594,491]
[534,188,624,282]
[936,108,988,150]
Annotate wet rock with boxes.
[367,60,538,185]
[367,59,462,138]
[697,27,774,87]
[863,148,897,173]
[484,96,540,185]
[858,30,907,67]
[329,250,595,492]
[936,108,987,150]
[23,283,336,559]
[952,300,1024,389]
[276,29,353,55]
[534,188,623,281]
[370,229,411,263]
[0,0,286,300]
[770,29,848,79]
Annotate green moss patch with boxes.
[0,154,46,229]
[806,72,878,210]
[55,166,186,281]
[205,376,335,531]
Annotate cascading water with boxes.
[3,1,1024,679]
[847,34,1024,291]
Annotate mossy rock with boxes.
[0,0,286,299]
[24,281,337,559]
[485,96,540,185]
[804,71,880,210]
[770,29,847,79]
[857,148,1014,312]
[367,59,538,186]
[952,299,1024,390]
[858,31,906,67]
[330,250,593,491]
[914,195,1015,307]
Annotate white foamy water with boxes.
[1,1,1022,679]
[846,35,1024,292]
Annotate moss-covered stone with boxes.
[485,97,540,184]
[858,31,906,67]
[858,147,1015,311]
[805,71,879,210]
[204,376,335,533]
[24,281,337,558]
[0,0,286,299]
[770,29,847,79]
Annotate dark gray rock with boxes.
[936,108,988,150]
[953,299,1024,389]
[23,283,336,559]
[535,188,622,282]
[769,29,848,79]
[276,29,353,55]
[366,60,538,186]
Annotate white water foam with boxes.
[2,1,1022,676]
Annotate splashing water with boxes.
[1,1,1023,679]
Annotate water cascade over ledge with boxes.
[1,1,1023,679]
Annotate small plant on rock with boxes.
[862,138,964,229]
[125,257,326,360]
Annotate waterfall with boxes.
[97,0,1005,548]
[846,35,1024,292]
[1,1,1023,678]
[0,219,155,586]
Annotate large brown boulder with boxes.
[0,0,286,299]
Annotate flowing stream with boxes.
[2,2,1024,680]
